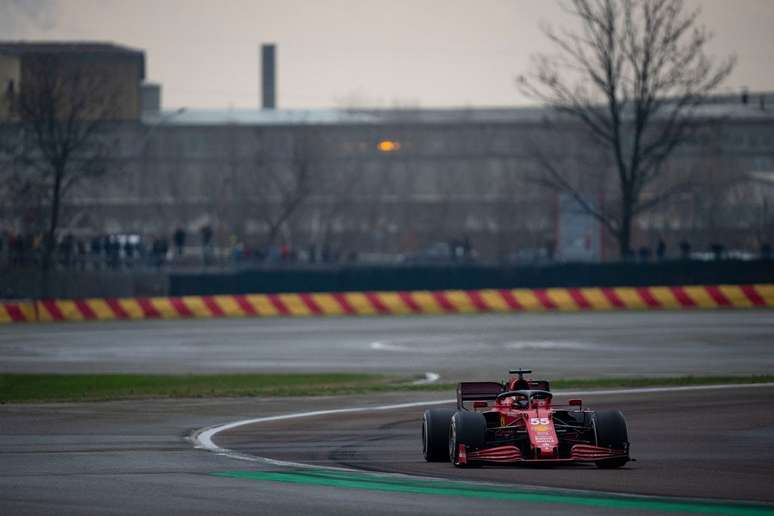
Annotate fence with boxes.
[168,260,774,296]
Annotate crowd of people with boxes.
[1,232,175,270]
[0,227,354,271]
[629,239,772,262]
[1,228,771,271]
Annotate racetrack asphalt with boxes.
[216,386,774,503]
[2,387,774,515]
[1,311,773,514]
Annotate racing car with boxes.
[422,369,630,468]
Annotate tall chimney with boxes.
[261,44,276,110]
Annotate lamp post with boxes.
[136,107,186,263]
[139,107,186,149]
[137,107,186,211]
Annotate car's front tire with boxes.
[593,409,630,469]
[449,411,487,467]
[422,408,455,462]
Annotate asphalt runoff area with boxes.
[2,310,773,377]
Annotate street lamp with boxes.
[137,107,186,192]
[139,107,187,151]
[137,107,187,234]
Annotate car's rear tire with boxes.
[422,408,455,462]
[593,409,630,469]
[449,411,487,467]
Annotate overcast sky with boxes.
[3,0,774,110]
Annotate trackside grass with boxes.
[0,373,772,403]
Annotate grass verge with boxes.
[0,373,772,403]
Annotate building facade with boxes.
[12,100,767,263]
[0,42,146,121]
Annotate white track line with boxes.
[553,382,774,396]
[412,372,441,385]
[193,398,457,470]
[369,341,416,352]
[192,382,774,469]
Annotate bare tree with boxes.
[519,0,734,257]
[9,54,118,274]
[246,131,315,250]
[0,125,20,214]
[301,158,364,260]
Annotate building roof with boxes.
[0,41,144,57]
[143,100,774,128]
[142,108,381,126]
[141,107,555,126]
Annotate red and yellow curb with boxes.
[2,284,773,324]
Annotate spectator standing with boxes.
[710,243,725,261]
[656,239,666,260]
[10,233,23,267]
[76,240,86,270]
[101,235,111,268]
[462,236,472,261]
[90,236,102,269]
[108,236,120,269]
[679,240,691,260]
[151,237,166,269]
[173,227,186,257]
[160,237,169,266]
[321,243,331,263]
[60,234,74,268]
[124,239,135,268]
[200,225,213,266]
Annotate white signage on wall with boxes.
[556,193,602,262]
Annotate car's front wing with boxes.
[463,444,627,464]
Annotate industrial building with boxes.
[0,41,146,121]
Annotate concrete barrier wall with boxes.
[2,284,772,323]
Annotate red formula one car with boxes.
[422,369,630,468]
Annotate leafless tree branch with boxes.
[245,131,316,249]
[519,0,734,257]
[8,54,119,276]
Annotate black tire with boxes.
[422,408,455,462]
[593,409,630,469]
[449,411,487,467]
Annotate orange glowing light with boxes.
[377,140,400,152]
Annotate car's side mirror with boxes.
[473,401,488,409]
[569,399,582,408]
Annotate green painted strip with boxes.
[211,469,774,515]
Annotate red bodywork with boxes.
[455,379,628,466]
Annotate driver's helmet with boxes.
[509,378,529,391]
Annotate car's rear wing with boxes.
[457,382,504,409]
